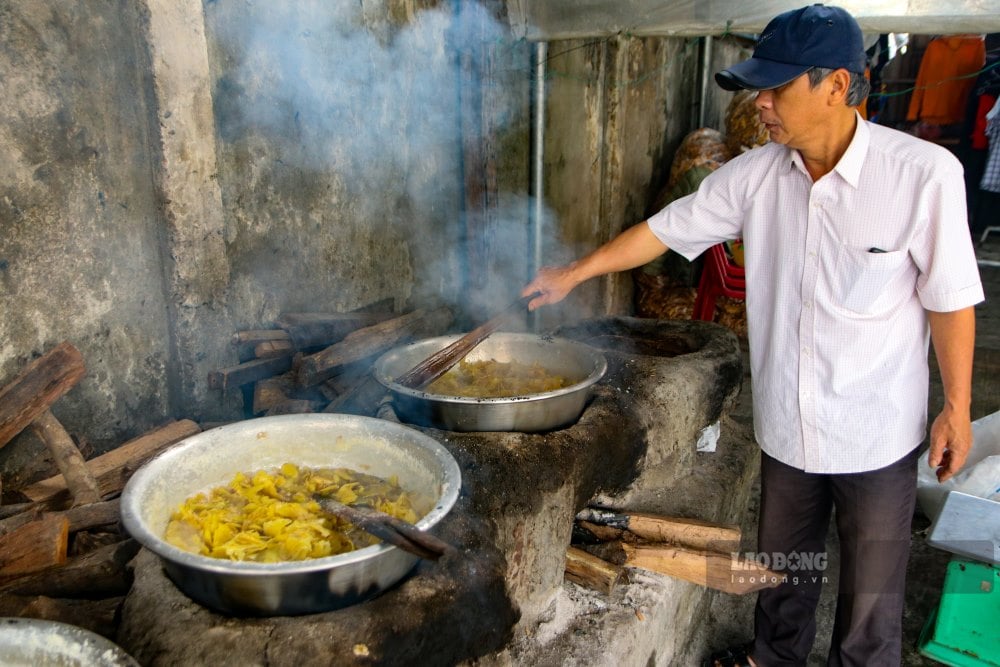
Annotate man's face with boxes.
[753,72,830,149]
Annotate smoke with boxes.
[205,0,545,316]
[209,1,511,194]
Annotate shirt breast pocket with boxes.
[832,245,908,313]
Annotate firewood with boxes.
[207,355,294,391]
[0,538,140,599]
[253,376,295,415]
[298,306,453,387]
[625,513,740,552]
[277,311,397,349]
[322,375,388,416]
[575,508,740,552]
[0,341,85,449]
[231,329,291,347]
[71,530,124,556]
[0,514,69,580]
[64,498,121,533]
[0,595,123,639]
[593,541,781,595]
[575,520,629,543]
[265,399,319,415]
[0,502,38,521]
[30,410,101,506]
[0,499,119,539]
[565,546,622,594]
[20,420,200,505]
[254,340,295,359]
[322,361,372,396]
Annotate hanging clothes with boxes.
[979,97,1000,192]
[907,35,986,127]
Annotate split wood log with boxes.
[207,355,294,392]
[0,341,85,449]
[0,514,69,580]
[254,340,295,359]
[322,375,388,416]
[0,502,37,521]
[232,329,291,347]
[575,508,740,552]
[0,499,119,540]
[298,306,453,387]
[20,420,200,505]
[322,360,372,396]
[593,541,781,595]
[30,410,101,506]
[277,311,398,349]
[252,375,295,415]
[265,399,319,416]
[564,546,623,594]
[0,538,140,599]
[71,531,125,556]
[0,595,123,639]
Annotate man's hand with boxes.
[927,406,973,482]
[521,221,670,312]
[522,263,582,311]
[927,306,976,482]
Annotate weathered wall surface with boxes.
[533,34,741,331]
[0,0,743,483]
[0,1,173,469]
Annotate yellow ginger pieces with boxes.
[426,359,570,398]
[165,462,418,562]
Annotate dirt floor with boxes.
[694,238,1000,666]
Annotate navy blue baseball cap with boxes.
[715,4,866,91]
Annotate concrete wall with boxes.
[534,34,749,331]
[0,0,742,481]
[0,1,174,475]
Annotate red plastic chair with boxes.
[692,243,746,321]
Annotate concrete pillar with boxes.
[142,0,235,419]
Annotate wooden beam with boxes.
[0,341,85,449]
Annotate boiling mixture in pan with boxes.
[426,359,572,398]
[164,463,419,562]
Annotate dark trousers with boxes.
[751,449,919,667]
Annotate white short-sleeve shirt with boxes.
[647,115,985,474]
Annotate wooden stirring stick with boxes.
[316,497,455,560]
[394,292,539,390]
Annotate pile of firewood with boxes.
[564,508,779,596]
[209,300,454,417]
[0,301,455,638]
[0,341,201,638]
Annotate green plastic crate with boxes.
[919,558,1000,667]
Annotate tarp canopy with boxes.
[507,0,1000,40]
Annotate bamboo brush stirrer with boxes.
[394,292,539,390]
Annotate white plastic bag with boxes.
[917,410,1000,521]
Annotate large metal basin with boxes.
[0,618,139,666]
[373,333,607,432]
[120,414,460,616]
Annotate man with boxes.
[523,5,983,666]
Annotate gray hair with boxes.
[807,67,870,107]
